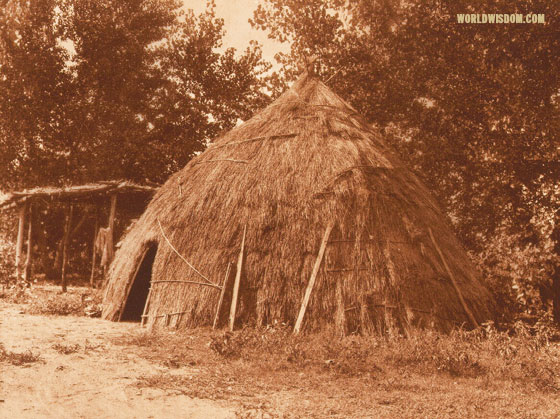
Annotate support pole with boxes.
[90,210,99,288]
[428,228,479,328]
[213,262,231,329]
[141,287,153,327]
[229,225,246,331]
[334,275,346,336]
[106,193,117,265]
[15,203,28,280]
[294,221,334,335]
[61,204,74,293]
[23,203,33,283]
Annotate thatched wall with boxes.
[102,74,494,333]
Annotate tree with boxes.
[0,0,72,189]
[1,0,272,188]
[0,0,272,283]
[62,0,271,184]
[253,0,560,321]
[145,6,271,179]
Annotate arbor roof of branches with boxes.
[0,181,158,210]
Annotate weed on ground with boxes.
[19,286,103,317]
[0,343,43,366]
[51,343,81,355]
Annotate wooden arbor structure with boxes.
[0,181,157,291]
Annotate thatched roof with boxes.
[102,73,494,333]
[0,181,157,210]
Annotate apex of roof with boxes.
[277,72,357,113]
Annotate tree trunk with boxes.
[552,223,560,324]
[553,267,560,324]
[53,208,88,278]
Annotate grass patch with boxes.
[0,284,33,304]
[27,293,84,316]
[25,287,103,317]
[213,323,559,390]
[113,330,166,347]
[102,323,560,417]
[0,344,42,366]
[121,322,560,397]
[52,343,81,355]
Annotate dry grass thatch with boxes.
[102,74,494,333]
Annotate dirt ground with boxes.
[0,302,235,419]
[2,294,560,419]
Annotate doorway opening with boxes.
[120,243,157,322]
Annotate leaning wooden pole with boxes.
[428,227,479,328]
[213,262,231,329]
[229,225,246,331]
[23,203,33,283]
[140,287,153,328]
[61,204,74,293]
[294,221,335,335]
[15,203,27,280]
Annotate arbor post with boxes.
[90,209,99,288]
[107,193,117,265]
[61,204,74,293]
[23,203,33,283]
[552,222,560,324]
[15,203,27,280]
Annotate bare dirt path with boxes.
[0,302,236,419]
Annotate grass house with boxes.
[102,72,494,334]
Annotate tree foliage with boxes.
[0,0,271,188]
[0,0,71,187]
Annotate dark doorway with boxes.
[120,244,157,322]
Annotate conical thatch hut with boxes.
[102,73,494,333]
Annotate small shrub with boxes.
[0,282,32,304]
[27,293,84,316]
[52,343,81,354]
[115,330,164,347]
[0,344,42,366]
[209,325,305,362]
[209,331,239,358]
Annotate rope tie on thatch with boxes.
[210,133,297,149]
[325,67,342,83]
[151,280,221,290]
[157,219,219,288]
[143,311,189,320]
[194,159,249,165]
[266,101,360,115]
[313,165,387,198]
[327,239,409,244]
